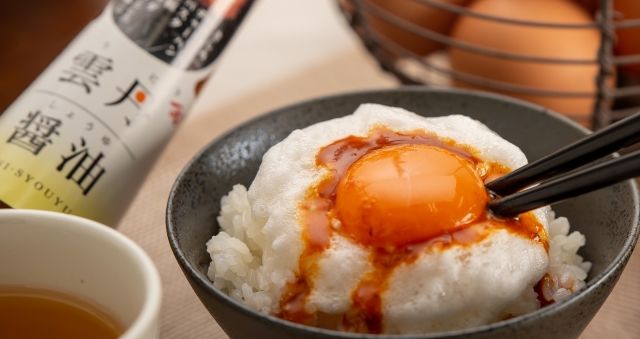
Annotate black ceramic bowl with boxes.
[166,88,640,339]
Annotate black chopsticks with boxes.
[487,112,640,218]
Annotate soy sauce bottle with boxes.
[0,0,254,226]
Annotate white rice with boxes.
[206,185,591,319]
[207,184,293,315]
[541,211,591,301]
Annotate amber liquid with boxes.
[0,286,124,339]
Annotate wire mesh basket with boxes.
[338,0,640,130]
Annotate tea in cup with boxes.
[0,210,162,339]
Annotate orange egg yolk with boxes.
[334,144,488,247]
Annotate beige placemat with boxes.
[117,45,640,339]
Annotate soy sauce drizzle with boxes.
[278,128,548,333]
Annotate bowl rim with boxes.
[166,87,640,338]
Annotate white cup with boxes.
[0,209,162,339]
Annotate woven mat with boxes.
[116,45,640,339]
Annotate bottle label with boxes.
[0,0,252,226]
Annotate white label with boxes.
[0,2,218,226]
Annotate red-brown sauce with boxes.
[278,128,548,333]
[534,274,557,307]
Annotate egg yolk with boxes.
[335,144,488,247]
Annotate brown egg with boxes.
[366,0,471,56]
[614,0,640,77]
[573,0,599,16]
[449,0,605,125]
